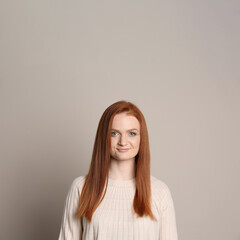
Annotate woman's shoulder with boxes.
[151,175,170,191]
[68,175,87,193]
[150,175,174,203]
[72,174,87,184]
[150,175,178,220]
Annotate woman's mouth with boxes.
[117,148,129,152]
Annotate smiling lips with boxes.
[117,148,129,152]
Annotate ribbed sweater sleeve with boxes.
[58,177,85,240]
[158,182,178,240]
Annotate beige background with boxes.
[0,1,240,240]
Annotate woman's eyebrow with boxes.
[111,128,139,132]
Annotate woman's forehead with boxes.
[112,113,140,129]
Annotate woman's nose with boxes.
[118,135,127,145]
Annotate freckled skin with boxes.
[110,112,140,162]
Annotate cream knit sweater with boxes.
[58,175,178,240]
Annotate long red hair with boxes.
[77,100,156,221]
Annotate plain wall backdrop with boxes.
[0,0,239,240]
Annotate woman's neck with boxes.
[109,157,136,180]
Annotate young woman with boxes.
[58,100,178,240]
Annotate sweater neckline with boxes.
[107,177,136,188]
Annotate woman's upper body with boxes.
[58,174,178,240]
[58,101,179,240]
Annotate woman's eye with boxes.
[111,131,136,136]
[129,132,136,136]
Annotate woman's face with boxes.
[110,112,140,162]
